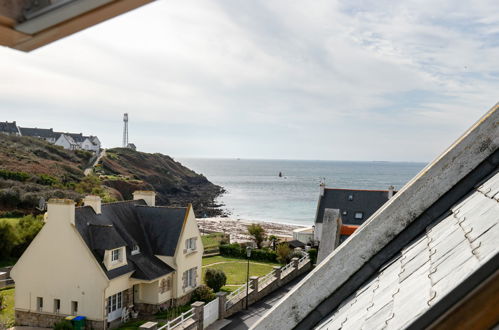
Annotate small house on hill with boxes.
[18,127,59,143]
[11,191,203,329]
[0,121,21,135]
[253,104,499,330]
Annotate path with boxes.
[84,149,106,176]
[207,272,308,330]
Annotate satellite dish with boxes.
[36,197,46,211]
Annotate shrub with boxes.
[276,243,291,264]
[53,320,73,330]
[0,222,17,259]
[308,248,318,265]
[11,215,44,258]
[0,292,4,311]
[247,223,266,249]
[219,243,277,263]
[191,285,215,303]
[0,169,30,182]
[205,268,227,292]
[36,174,59,186]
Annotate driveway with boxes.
[218,272,308,330]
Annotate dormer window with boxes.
[354,212,364,220]
[131,244,140,255]
[111,249,121,262]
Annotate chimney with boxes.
[46,199,75,226]
[320,182,326,196]
[84,195,102,214]
[133,190,156,206]
[388,186,395,199]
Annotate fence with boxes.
[157,309,193,330]
[225,281,252,310]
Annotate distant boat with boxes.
[279,171,282,177]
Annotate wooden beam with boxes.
[0,0,154,52]
[429,270,499,330]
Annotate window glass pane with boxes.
[108,297,111,313]
[117,292,122,308]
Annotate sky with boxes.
[1,0,498,162]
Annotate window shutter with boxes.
[193,237,197,250]
[182,271,187,291]
[194,267,198,287]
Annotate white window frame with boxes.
[186,238,196,252]
[107,292,123,314]
[131,244,140,255]
[71,301,78,315]
[37,297,43,312]
[187,268,196,287]
[354,212,364,220]
[54,299,60,314]
[111,248,121,262]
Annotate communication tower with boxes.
[123,113,129,148]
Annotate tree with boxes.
[0,222,17,259]
[205,268,227,292]
[276,243,291,264]
[268,235,279,251]
[247,223,266,249]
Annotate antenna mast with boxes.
[123,113,128,147]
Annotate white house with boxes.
[11,191,203,329]
[54,134,79,151]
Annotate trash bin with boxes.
[65,316,76,321]
[72,316,86,330]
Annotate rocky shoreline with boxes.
[197,216,306,243]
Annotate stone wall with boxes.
[15,310,105,329]
[222,257,312,318]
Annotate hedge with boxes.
[219,243,278,263]
[0,170,30,182]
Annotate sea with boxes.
[178,158,426,227]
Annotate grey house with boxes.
[0,121,21,135]
[314,186,395,243]
[253,104,499,330]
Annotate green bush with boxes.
[191,285,215,303]
[11,215,44,258]
[0,222,17,259]
[276,243,291,264]
[308,248,317,265]
[0,292,4,310]
[0,169,30,182]
[53,319,73,330]
[205,268,227,292]
[36,174,59,186]
[219,243,277,263]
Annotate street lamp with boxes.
[245,246,252,310]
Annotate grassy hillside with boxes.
[0,135,224,217]
[0,134,91,215]
[97,148,225,217]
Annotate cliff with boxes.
[0,134,224,216]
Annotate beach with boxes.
[197,217,306,243]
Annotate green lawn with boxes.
[201,233,226,250]
[202,256,280,290]
[0,288,15,328]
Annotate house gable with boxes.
[173,205,203,296]
[11,200,109,320]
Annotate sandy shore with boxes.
[197,217,306,243]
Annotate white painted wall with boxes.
[11,200,109,320]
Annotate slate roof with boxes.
[19,127,58,138]
[0,121,19,134]
[253,104,499,330]
[315,170,499,329]
[315,189,394,225]
[74,200,188,280]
